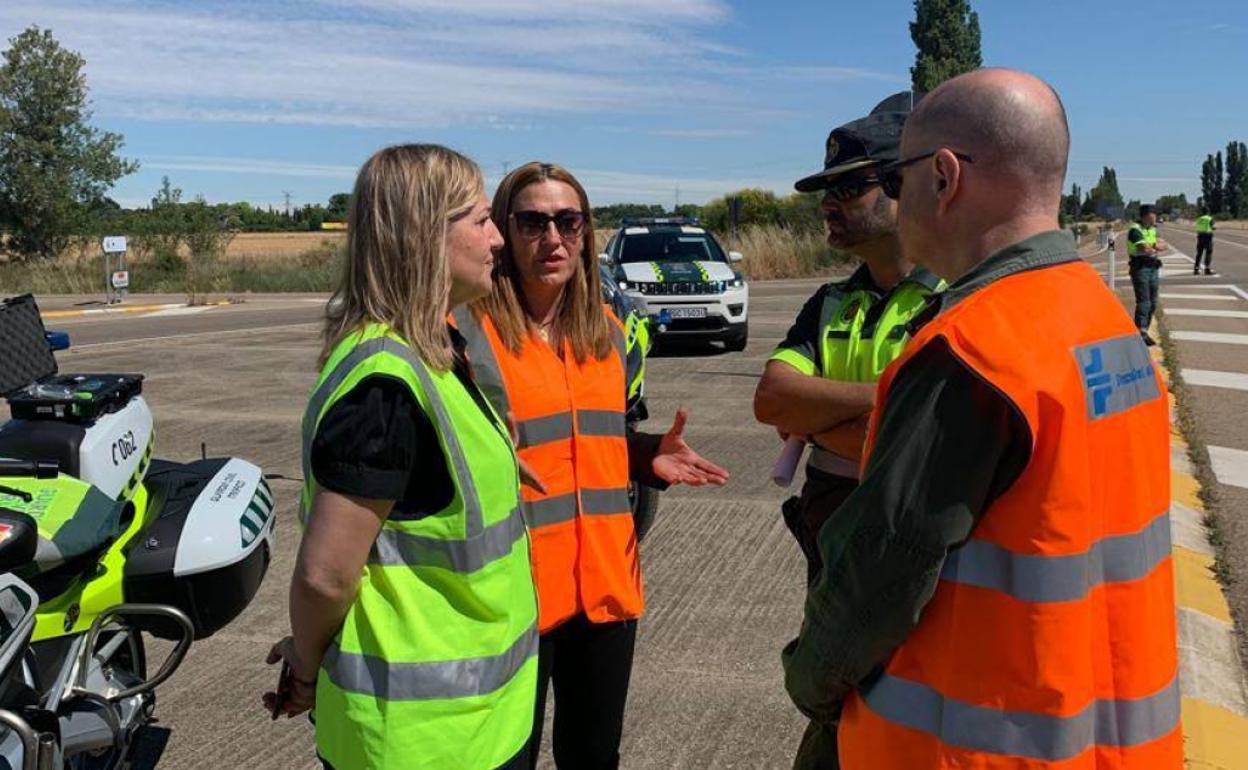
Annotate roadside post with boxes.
[102,235,128,304]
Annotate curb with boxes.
[41,300,232,320]
[1151,317,1248,768]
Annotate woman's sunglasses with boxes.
[878,150,975,200]
[511,209,586,240]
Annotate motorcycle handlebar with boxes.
[0,460,58,479]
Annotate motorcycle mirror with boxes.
[0,510,38,574]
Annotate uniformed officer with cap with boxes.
[753,95,943,766]
[755,92,942,580]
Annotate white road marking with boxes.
[1182,369,1248,391]
[1172,331,1248,345]
[143,306,213,318]
[1165,308,1248,319]
[1160,293,1237,301]
[61,322,320,352]
[1208,445,1248,489]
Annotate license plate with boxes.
[667,307,707,319]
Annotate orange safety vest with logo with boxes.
[840,259,1181,768]
[454,307,642,633]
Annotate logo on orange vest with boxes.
[1075,334,1161,420]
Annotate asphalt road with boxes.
[39,283,820,769]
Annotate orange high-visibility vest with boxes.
[454,307,642,633]
[840,258,1181,768]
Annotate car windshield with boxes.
[619,231,727,264]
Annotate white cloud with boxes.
[0,0,893,129]
[143,155,361,179]
[650,128,753,139]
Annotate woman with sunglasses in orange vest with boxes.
[454,162,729,770]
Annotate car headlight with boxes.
[729,278,745,289]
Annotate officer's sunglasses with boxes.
[822,176,884,202]
[511,209,586,240]
[879,150,975,199]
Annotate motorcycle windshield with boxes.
[0,476,124,574]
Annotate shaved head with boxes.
[907,68,1069,208]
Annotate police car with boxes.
[599,218,749,351]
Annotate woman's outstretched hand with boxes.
[652,408,730,487]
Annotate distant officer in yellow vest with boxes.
[754,92,942,585]
[1127,204,1170,346]
[1195,208,1216,275]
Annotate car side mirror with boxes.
[728,250,744,263]
[598,253,612,266]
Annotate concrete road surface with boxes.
[42,285,817,769]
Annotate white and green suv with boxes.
[600,218,749,351]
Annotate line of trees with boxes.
[1201,141,1248,219]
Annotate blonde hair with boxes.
[472,162,613,363]
[320,144,483,371]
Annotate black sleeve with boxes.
[781,336,1033,724]
[310,375,426,501]
[1127,228,1143,244]
[771,285,829,374]
[627,429,670,490]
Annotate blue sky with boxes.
[2,0,1245,210]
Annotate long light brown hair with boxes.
[320,144,483,372]
[473,162,613,363]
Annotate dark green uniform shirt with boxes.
[780,232,1083,734]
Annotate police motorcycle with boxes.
[0,293,275,769]
[599,266,662,540]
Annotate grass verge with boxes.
[1157,308,1235,585]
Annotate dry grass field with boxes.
[225,231,345,260]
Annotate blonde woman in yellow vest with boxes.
[263,144,540,770]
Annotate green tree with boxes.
[909,0,983,93]
[1201,154,1220,214]
[0,26,137,259]
[1223,141,1243,217]
[1083,166,1124,218]
[1213,151,1225,214]
[326,192,350,222]
[1155,193,1194,219]
[1061,183,1083,221]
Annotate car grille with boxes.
[639,281,725,295]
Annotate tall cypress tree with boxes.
[910,0,983,93]
[1226,142,1244,218]
[1201,154,1218,213]
[1213,151,1226,215]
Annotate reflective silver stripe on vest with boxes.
[517,412,574,448]
[941,509,1171,603]
[862,673,1181,762]
[322,622,538,701]
[581,487,630,515]
[577,409,626,437]
[370,507,526,572]
[452,307,512,421]
[523,493,578,527]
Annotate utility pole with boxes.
[675,183,680,214]
[502,160,510,177]
[282,191,292,217]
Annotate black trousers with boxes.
[1130,265,1160,332]
[1196,233,1214,269]
[529,614,638,770]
